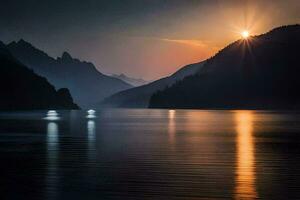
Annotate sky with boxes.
[0,0,299,80]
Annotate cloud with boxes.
[130,35,215,48]
[159,38,208,47]
[157,38,222,52]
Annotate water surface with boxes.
[0,109,300,199]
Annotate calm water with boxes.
[0,109,300,200]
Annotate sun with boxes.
[241,30,250,39]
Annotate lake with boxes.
[0,109,300,199]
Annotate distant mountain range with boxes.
[111,74,149,87]
[149,25,300,109]
[7,40,132,107]
[0,41,78,110]
[100,61,205,108]
[3,24,299,110]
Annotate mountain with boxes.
[0,41,78,110]
[111,74,149,87]
[149,25,300,109]
[99,61,205,108]
[7,40,132,107]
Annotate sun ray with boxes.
[242,30,250,39]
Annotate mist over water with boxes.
[0,109,300,199]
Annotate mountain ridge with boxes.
[0,40,79,110]
[111,73,149,87]
[99,60,206,108]
[149,24,300,109]
[7,40,133,107]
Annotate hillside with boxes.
[111,74,149,87]
[0,41,78,110]
[149,25,300,109]
[100,61,205,108]
[7,40,132,107]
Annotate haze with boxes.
[1,0,299,80]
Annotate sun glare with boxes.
[241,30,250,39]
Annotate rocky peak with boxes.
[61,51,73,61]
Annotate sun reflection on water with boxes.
[235,111,257,199]
[168,110,176,145]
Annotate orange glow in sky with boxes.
[17,0,299,80]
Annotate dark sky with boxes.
[1,0,299,79]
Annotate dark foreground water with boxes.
[0,109,300,200]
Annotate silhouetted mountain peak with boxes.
[7,40,132,107]
[18,38,26,43]
[7,39,32,50]
[17,39,34,48]
[149,24,300,109]
[0,42,79,110]
[119,74,126,78]
[111,73,149,87]
[7,39,55,65]
[101,61,206,107]
[61,51,73,60]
